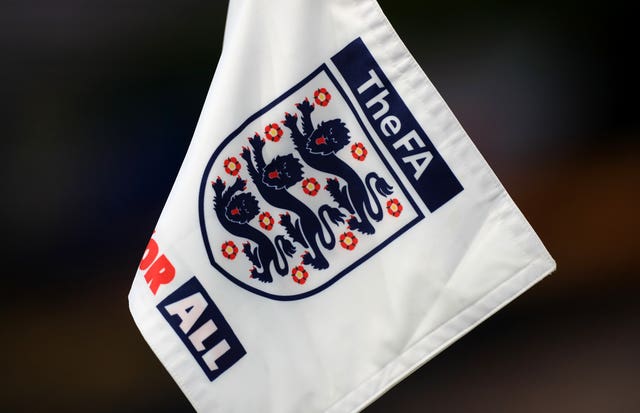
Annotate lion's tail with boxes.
[364,172,394,221]
[273,235,296,276]
[318,205,345,249]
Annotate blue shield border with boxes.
[199,63,424,300]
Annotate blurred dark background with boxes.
[1,1,638,412]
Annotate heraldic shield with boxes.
[199,38,464,300]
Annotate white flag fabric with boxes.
[129,1,555,412]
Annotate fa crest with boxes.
[199,38,462,300]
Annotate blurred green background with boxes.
[1,1,638,412]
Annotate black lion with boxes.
[212,176,294,283]
[261,153,304,189]
[282,98,393,234]
[240,134,344,269]
[224,191,259,223]
[305,118,351,155]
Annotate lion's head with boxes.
[225,192,260,224]
[306,119,350,155]
[261,154,304,189]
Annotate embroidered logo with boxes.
[199,38,462,300]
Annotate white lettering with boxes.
[202,340,231,371]
[392,130,426,152]
[380,115,401,137]
[165,292,208,334]
[356,69,384,94]
[366,89,390,120]
[189,319,218,351]
[403,152,433,180]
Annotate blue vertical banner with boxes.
[332,38,463,212]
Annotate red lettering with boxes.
[139,238,159,271]
[144,254,176,295]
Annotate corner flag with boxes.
[129,1,555,411]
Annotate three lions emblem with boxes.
[199,66,422,300]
